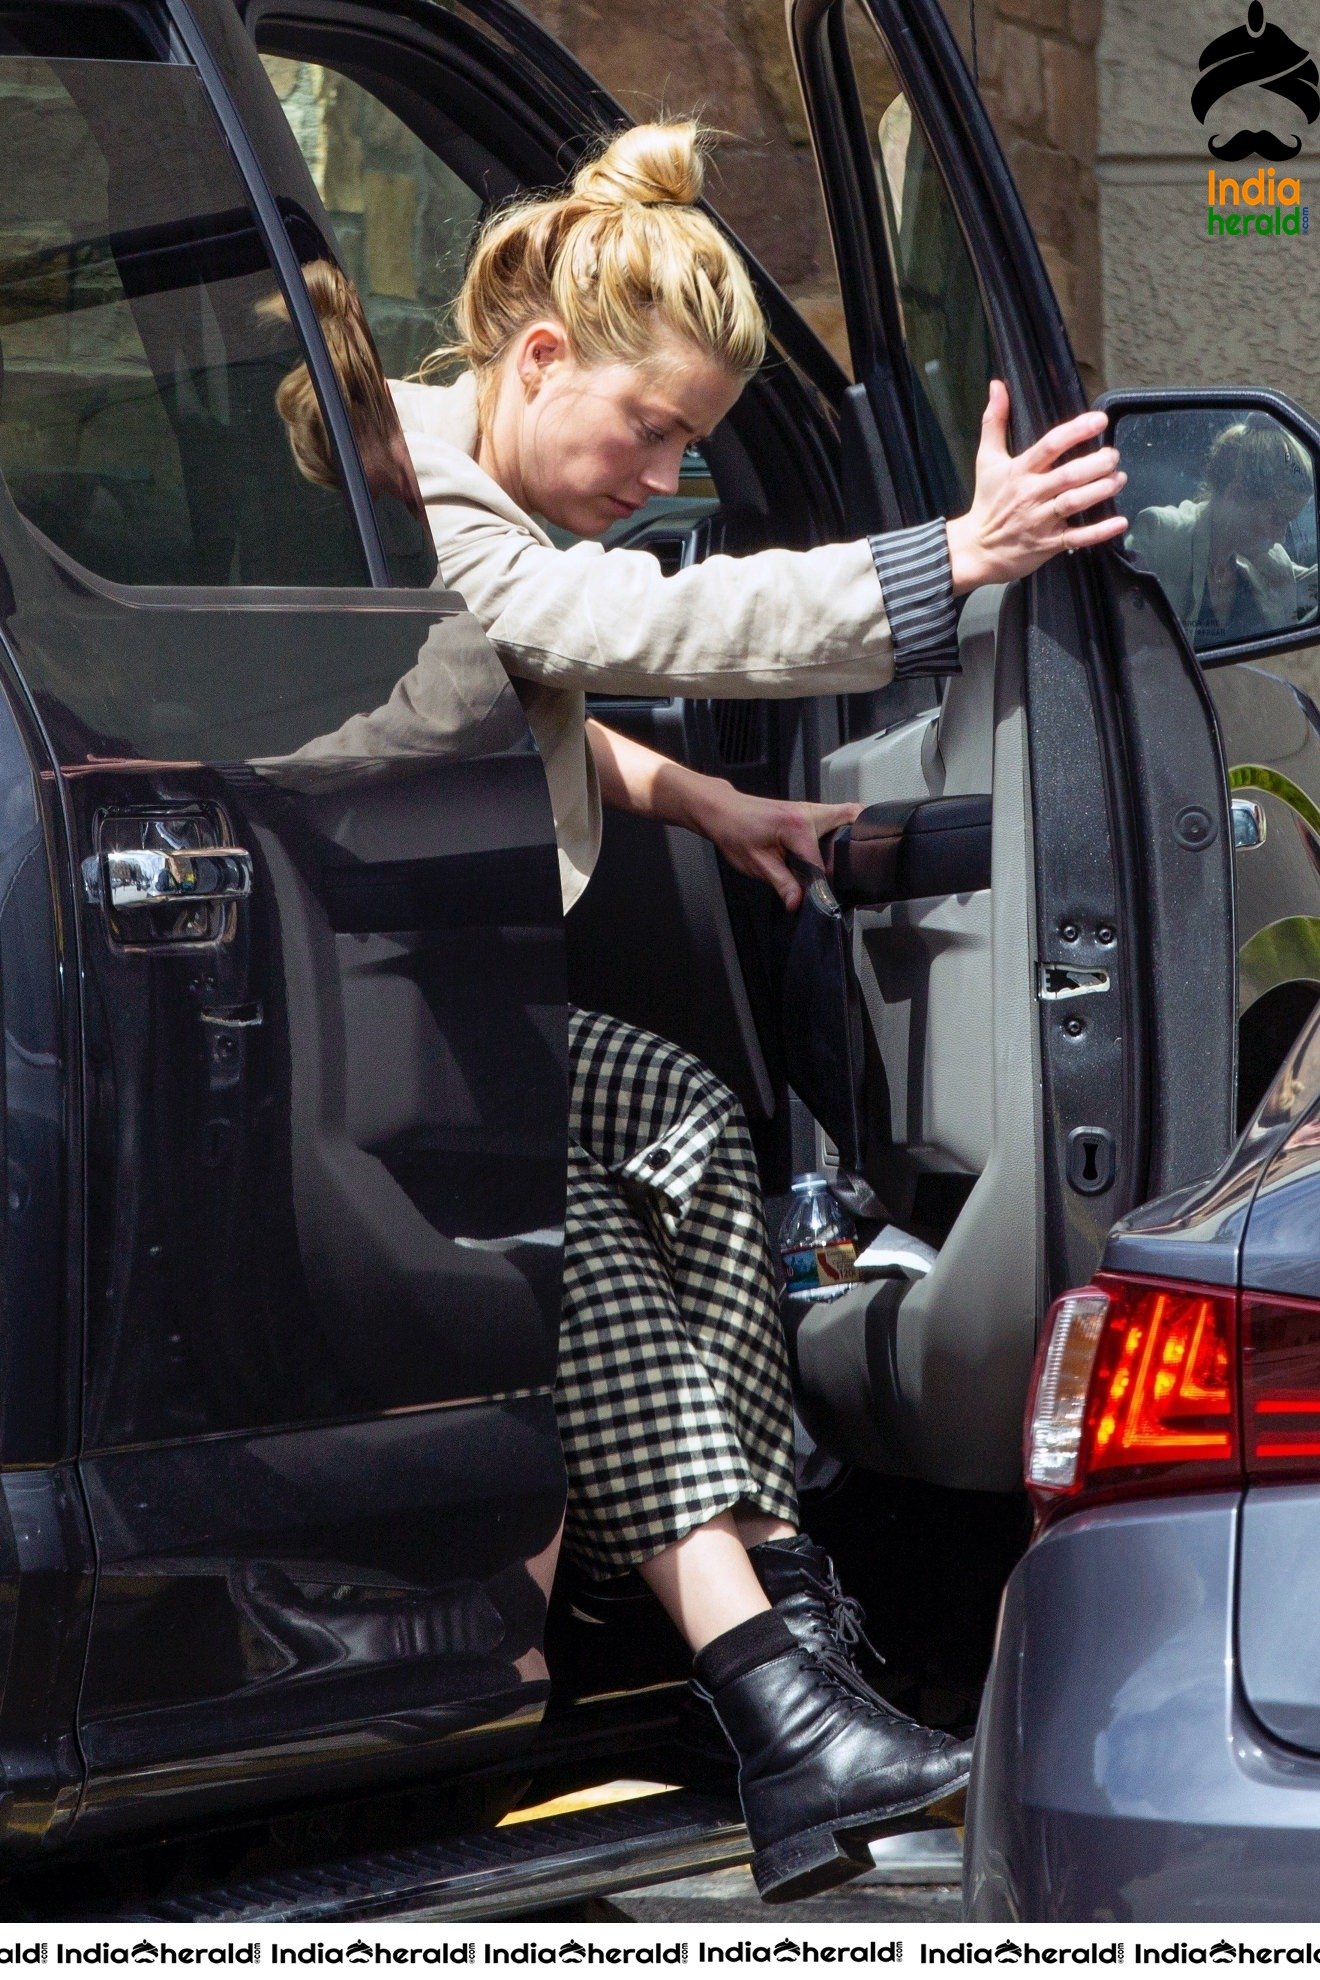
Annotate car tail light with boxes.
[1026,1273,1240,1521]
[1243,1290,1320,1476]
[1024,1288,1111,1493]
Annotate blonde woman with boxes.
[280,125,1126,1902]
[1127,410,1317,643]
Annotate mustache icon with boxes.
[1209,127,1304,159]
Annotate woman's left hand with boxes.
[688,780,862,911]
[945,380,1129,594]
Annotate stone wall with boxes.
[972,0,1103,392]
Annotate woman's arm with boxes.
[587,719,859,912]
[423,385,1126,705]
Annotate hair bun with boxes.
[574,121,705,208]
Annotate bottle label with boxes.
[782,1241,858,1291]
[818,1240,858,1285]
[782,1245,820,1291]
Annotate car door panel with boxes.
[74,1398,560,1825]
[784,0,1234,1485]
[8,561,568,1812]
[0,2,569,1822]
[0,659,95,1851]
[64,752,564,1446]
[795,584,1041,1485]
[26,571,569,1812]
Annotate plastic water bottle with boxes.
[779,1173,858,1295]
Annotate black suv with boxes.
[0,0,1316,1921]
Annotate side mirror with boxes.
[1097,388,1320,668]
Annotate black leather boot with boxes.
[747,1534,885,1697]
[694,1611,972,1905]
[676,1534,885,1791]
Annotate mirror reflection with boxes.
[1118,407,1319,653]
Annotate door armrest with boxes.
[831,795,992,907]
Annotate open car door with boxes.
[0,2,568,1836]
[782,0,1237,1488]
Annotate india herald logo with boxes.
[1193,2,1320,161]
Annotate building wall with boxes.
[971,0,1103,393]
[1096,0,1320,415]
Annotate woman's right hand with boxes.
[686,780,862,912]
[944,380,1128,595]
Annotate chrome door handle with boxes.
[83,847,253,911]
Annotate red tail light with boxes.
[1026,1273,1240,1522]
[1243,1291,1320,1474]
[1086,1275,1237,1473]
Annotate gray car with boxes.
[966,1002,1320,1922]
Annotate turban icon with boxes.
[1193,2,1320,160]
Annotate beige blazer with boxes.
[390,375,902,912]
[1128,498,1317,635]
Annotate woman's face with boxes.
[494,325,744,537]
[1211,477,1307,568]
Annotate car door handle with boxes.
[82,847,253,911]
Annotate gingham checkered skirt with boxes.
[558,1007,799,1576]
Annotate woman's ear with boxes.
[514,320,570,398]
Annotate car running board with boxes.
[106,1791,750,1923]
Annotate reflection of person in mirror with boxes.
[268,122,1129,1902]
[1128,412,1317,644]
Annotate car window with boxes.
[843,1,996,514]
[260,55,484,385]
[0,2,164,59]
[264,52,719,553]
[0,49,371,588]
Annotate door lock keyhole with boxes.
[1067,1125,1116,1196]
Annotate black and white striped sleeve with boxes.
[868,519,961,678]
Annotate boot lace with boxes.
[812,1552,884,1668]
[800,1551,900,1714]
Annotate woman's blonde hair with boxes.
[1203,409,1313,509]
[425,120,767,415]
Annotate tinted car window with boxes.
[0,53,371,587]
[261,55,484,384]
[0,1,166,60]
[844,1,996,512]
